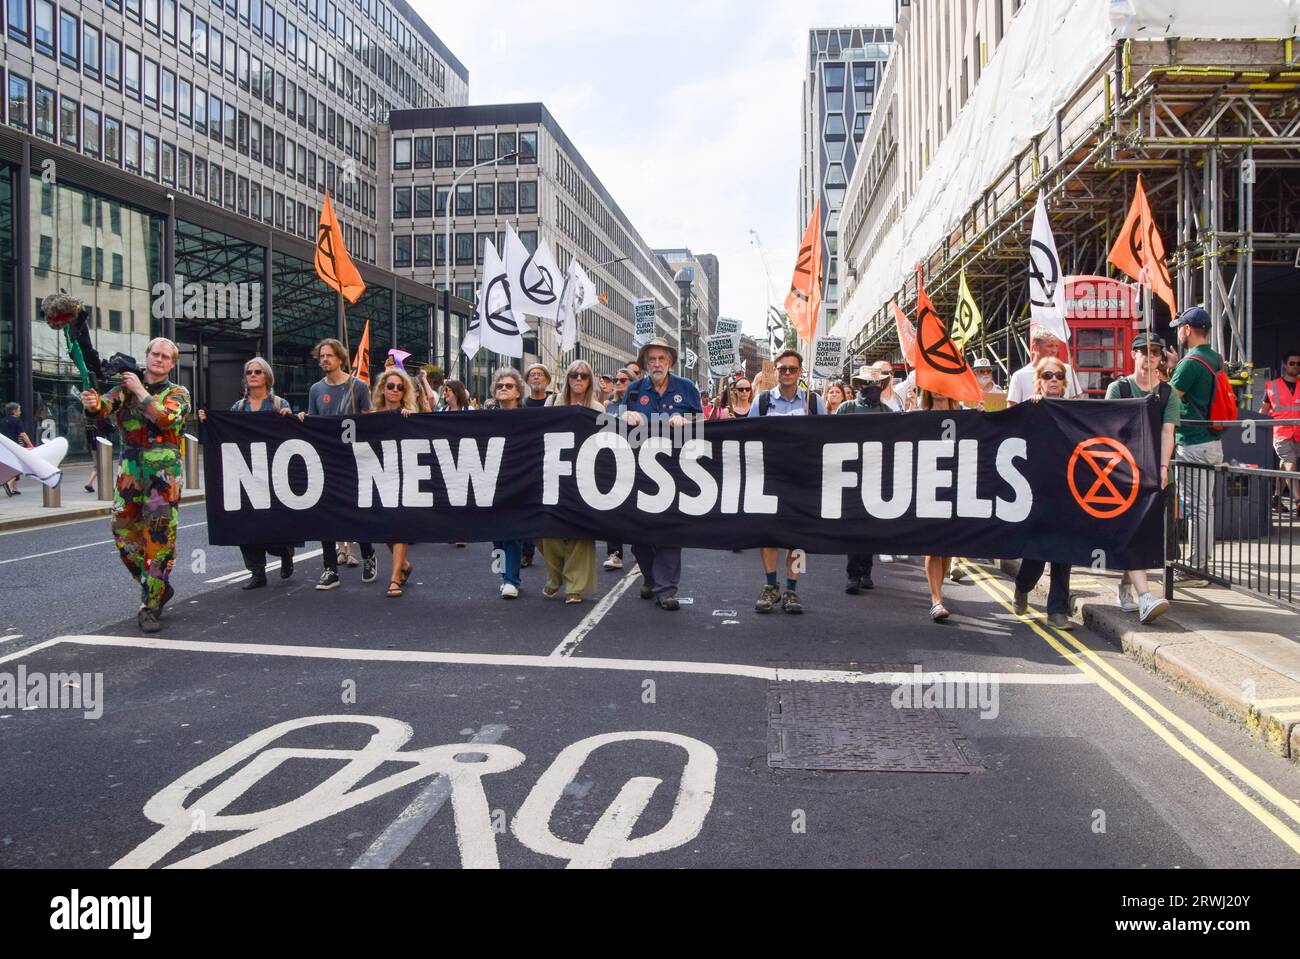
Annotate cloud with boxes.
[415,0,895,337]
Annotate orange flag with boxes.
[315,191,366,304]
[914,267,983,407]
[353,320,372,388]
[1108,175,1175,318]
[785,203,823,346]
[892,301,917,367]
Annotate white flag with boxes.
[556,259,599,354]
[0,434,67,488]
[503,224,562,321]
[1029,195,1071,341]
[685,349,699,371]
[464,239,528,360]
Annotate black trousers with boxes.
[322,542,374,572]
[847,554,874,580]
[240,545,294,575]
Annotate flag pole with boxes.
[552,266,574,386]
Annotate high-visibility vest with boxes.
[1265,377,1300,441]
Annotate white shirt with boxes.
[1007,363,1084,404]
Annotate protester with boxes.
[872,361,903,411]
[524,364,553,408]
[425,366,448,411]
[749,350,826,614]
[1262,348,1300,514]
[608,368,634,413]
[719,377,754,419]
[541,361,604,604]
[1105,334,1176,624]
[1,402,33,496]
[1169,307,1226,587]
[369,368,420,598]
[1010,358,1076,628]
[301,338,377,591]
[973,358,1005,410]
[626,361,643,382]
[1007,329,1083,406]
[918,388,960,621]
[441,379,471,412]
[491,367,527,599]
[836,365,897,594]
[597,373,616,409]
[897,368,919,412]
[823,381,849,415]
[198,358,298,590]
[620,338,702,611]
[80,338,191,634]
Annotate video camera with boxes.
[103,353,144,379]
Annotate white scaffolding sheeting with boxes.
[1108,0,1300,39]
[838,0,1111,340]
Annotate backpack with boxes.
[1117,378,1173,410]
[758,389,822,417]
[1188,355,1238,431]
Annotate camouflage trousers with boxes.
[112,448,182,611]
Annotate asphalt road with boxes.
[1,515,1299,869]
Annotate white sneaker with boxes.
[1138,593,1170,625]
[500,583,519,600]
[1117,582,1139,613]
[879,555,894,563]
[603,554,624,570]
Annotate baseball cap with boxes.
[1171,306,1211,329]
[972,358,993,371]
[1131,333,1166,351]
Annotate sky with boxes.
[418,0,896,337]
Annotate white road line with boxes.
[351,724,509,870]
[0,523,208,566]
[550,572,639,658]
[0,638,66,666]
[0,634,21,644]
[205,549,324,584]
[38,636,1095,686]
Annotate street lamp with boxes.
[441,151,518,380]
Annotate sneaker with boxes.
[603,554,624,570]
[656,595,680,612]
[137,607,162,634]
[500,583,519,600]
[879,554,894,563]
[1117,582,1139,613]
[1138,593,1171,625]
[781,590,803,614]
[361,555,378,584]
[755,584,781,614]
[1047,613,1074,631]
[316,570,341,591]
[930,603,950,622]
[858,574,874,591]
[1013,590,1030,615]
[949,566,966,583]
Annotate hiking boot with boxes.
[241,573,268,591]
[1047,613,1074,631]
[755,584,781,614]
[656,595,680,612]
[640,583,655,600]
[137,607,162,634]
[316,570,341,591]
[1013,590,1030,615]
[1138,593,1171,625]
[1117,582,1139,613]
[781,590,803,614]
[361,554,378,584]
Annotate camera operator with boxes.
[80,338,192,634]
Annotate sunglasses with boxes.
[383,382,405,392]
[1040,371,1067,382]
[776,366,800,375]
[734,387,752,393]
[1287,360,1300,367]
[569,372,591,381]
[244,369,263,376]
[496,383,517,391]
[616,376,630,383]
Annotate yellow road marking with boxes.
[960,564,1300,856]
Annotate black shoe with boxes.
[640,583,655,600]
[316,570,341,591]
[11,488,20,495]
[138,607,162,634]
[2,485,11,498]
[242,574,268,591]
[845,580,863,595]
[84,484,95,493]
[361,555,378,584]
[280,552,295,580]
[781,590,804,614]
[859,575,874,591]
[656,595,680,612]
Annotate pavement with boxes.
[0,464,205,532]
[2,511,1300,869]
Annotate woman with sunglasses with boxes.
[440,379,471,412]
[606,368,634,413]
[371,369,421,598]
[713,377,754,420]
[541,361,604,605]
[197,358,299,590]
[491,368,528,599]
[1010,357,1077,629]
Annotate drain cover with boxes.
[768,664,983,774]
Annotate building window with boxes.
[433,135,452,168]
[476,232,493,265]
[34,0,54,56]
[144,58,158,109]
[224,102,236,148]
[194,160,206,198]
[393,186,411,218]
[82,23,100,78]
[83,106,100,157]
[211,162,222,206]
[414,234,431,268]
[414,185,432,218]
[162,69,175,116]
[7,0,30,43]
[435,234,446,267]
[454,184,473,216]
[519,131,538,164]
[58,9,78,68]
[519,180,537,214]
[455,232,472,265]
[393,235,411,268]
[125,48,141,99]
[59,94,78,147]
[104,36,121,89]
[103,115,121,164]
[143,133,158,179]
[124,124,141,172]
[34,85,55,140]
[393,137,411,169]
[179,149,191,192]
[413,136,432,169]
[161,142,175,185]
[7,74,29,131]
[456,134,473,166]
[477,183,494,215]
[497,132,517,165]
[476,133,495,163]
[497,181,516,215]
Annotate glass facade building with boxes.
[1,0,472,445]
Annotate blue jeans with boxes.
[494,541,522,588]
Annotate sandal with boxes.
[399,564,414,586]
[565,594,583,606]
[542,585,560,599]
[386,580,404,599]
[930,603,950,622]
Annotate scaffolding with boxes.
[851,37,1300,390]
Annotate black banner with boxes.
[201,399,1165,568]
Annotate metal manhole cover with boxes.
[768,664,983,774]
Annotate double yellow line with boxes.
[960,563,1300,857]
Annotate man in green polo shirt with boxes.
[1106,333,1178,622]
[1169,307,1224,585]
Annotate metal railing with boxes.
[1167,459,1297,609]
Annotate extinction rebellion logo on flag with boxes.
[1068,437,1141,520]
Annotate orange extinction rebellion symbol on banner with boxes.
[1068,438,1141,519]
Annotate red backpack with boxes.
[1189,355,1238,431]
